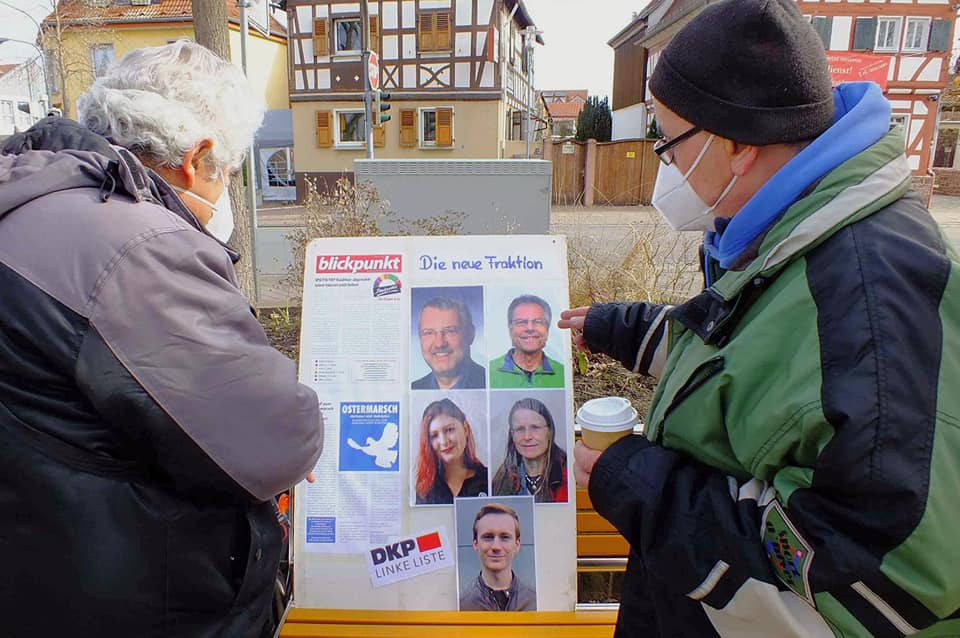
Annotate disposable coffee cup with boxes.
[577,396,638,451]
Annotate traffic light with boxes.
[374,90,391,126]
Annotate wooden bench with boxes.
[279,489,627,637]
[576,488,629,573]
[279,609,619,637]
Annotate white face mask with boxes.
[651,134,738,232]
[172,180,235,243]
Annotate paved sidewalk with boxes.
[256,195,960,308]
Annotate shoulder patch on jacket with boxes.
[763,500,815,607]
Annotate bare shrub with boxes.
[281,177,465,301]
[562,213,700,414]
[565,215,700,309]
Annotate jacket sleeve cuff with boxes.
[588,433,651,519]
[583,303,616,355]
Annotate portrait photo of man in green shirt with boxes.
[490,295,564,389]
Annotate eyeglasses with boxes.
[511,423,547,436]
[419,327,461,339]
[653,125,702,166]
[510,318,549,329]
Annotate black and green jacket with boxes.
[583,97,960,635]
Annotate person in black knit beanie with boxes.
[561,0,960,636]
[649,0,834,146]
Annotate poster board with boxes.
[292,235,577,611]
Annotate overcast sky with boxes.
[0,1,50,65]
[523,0,649,98]
[0,0,646,99]
[2,1,957,97]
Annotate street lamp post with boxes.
[0,1,52,111]
[522,26,543,159]
[0,38,53,113]
[236,0,260,300]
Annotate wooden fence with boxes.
[546,138,659,206]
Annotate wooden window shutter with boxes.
[419,13,436,52]
[436,108,453,147]
[852,17,877,51]
[316,111,332,148]
[373,123,385,147]
[929,19,952,52]
[812,16,833,50]
[313,18,330,56]
[370,15,380,51]
[436,12,452,51]
[399,109,417,147]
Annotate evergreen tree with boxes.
[575,96,613,142]
[646,116,660,139]
[575,99,594,141]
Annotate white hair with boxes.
[77,40,265,175]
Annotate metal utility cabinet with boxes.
[353,159,552,235]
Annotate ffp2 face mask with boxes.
[651,134,738,232]
[172,180,235,243]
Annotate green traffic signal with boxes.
[375,91,392,125]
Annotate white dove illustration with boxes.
[347,422,400,468]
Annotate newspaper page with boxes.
[298,248,406,553]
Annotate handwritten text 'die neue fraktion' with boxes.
[418,254,544,271]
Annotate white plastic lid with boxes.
[575,396,639,432]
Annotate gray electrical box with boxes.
[353,159,552,235]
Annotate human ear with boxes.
[184,138,216,187]
[722,138,759,177]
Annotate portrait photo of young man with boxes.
[456,496,537,611]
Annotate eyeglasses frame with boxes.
[653,125,703,166]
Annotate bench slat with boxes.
[576,488,593,511]
[281,624,615,638]
[577,533,631,558]
[280,609,619,638]
[285,609,618,626]
[577,512,617,533]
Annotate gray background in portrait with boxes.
[409,390,490,506]
[484,286,567,366]
[410,286,487,383]
[454,495,537,608]
[488,390,569,500]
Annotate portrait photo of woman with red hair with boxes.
[414,397,489,505]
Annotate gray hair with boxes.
[507,294,552,325]
[77,40,264,176]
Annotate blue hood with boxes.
[704,82,893,271]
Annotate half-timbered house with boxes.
[285,0,541,193]
[609,0,957,178]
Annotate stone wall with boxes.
[912,174,936,207]
[933,168,960,196]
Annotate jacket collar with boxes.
[704,83,896,271]
[0,117,240,263]
[673,127,912,346]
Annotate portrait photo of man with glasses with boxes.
[490,294,565,389]
[411,287,487,390]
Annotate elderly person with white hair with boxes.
[0,41,322,638]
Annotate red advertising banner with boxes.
[826,52,891,91]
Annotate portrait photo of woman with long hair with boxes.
[492,397,568,503]
[414,397,489,505]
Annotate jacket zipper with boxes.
[654,356,726,445]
